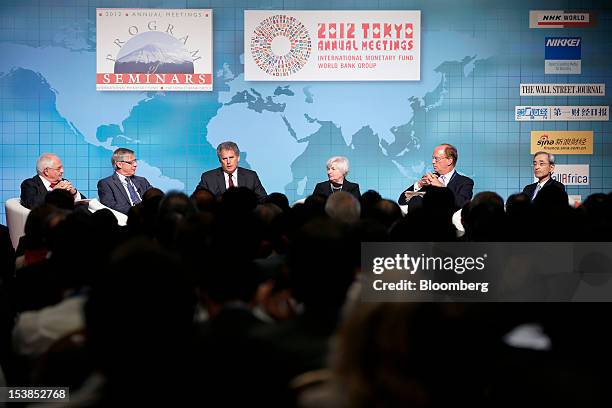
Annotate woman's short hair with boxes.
[326,156,350,175]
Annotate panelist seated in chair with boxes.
[398,143,473,211]
[97,148,153,215]
[21,153,84,209]
[522,151,565,202]
[194,141,267,202]
[312,156,361,200]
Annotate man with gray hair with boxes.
[522,151,565,201]
[98,147,153,214]
[325,191,361,224]
[194,141,267,201]
[20,153,84,209]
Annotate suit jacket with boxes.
[398,171,474,210]
[522,178,565,200]
[312,179,361,199]
[195,167,267,201]
[98,173,152,214]
[20,175,86,210]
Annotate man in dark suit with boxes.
[194,141,267,201]
[523,151,565,201]
[98,148,153,214]
[398,144,474,210]
[21,153,84,209]
[312,156,361,199]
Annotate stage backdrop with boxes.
[1,0,611,223]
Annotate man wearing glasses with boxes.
[398,143,474,210]
[20,153,84,209]
[98,147,152,214]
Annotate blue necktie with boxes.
[126,178,141,205]
[532,184,542,201]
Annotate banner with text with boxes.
[244,10,421,81]
[520,83,605,96]
[96,9,213,91]
[529,10,596,29]
[535,164,590,186]
[516,106,609,121]
[545,37,581,74]
[530,131,593,155]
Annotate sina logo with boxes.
[251,15,312,77]
[537,135,554,146]
[115,31,194,74]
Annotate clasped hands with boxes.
[53,180,77,196]
[417,172,444,188]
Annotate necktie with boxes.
[126,178,141,205]
[532,184,542,201]
[228,173,234,188]
[439,175,445,186]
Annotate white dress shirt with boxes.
[223,169,238,189]
[116,172,142,205]
[39,175,82,200]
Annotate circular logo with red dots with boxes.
[250,15,312,77]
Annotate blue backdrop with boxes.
[1,0,611,223]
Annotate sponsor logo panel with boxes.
[530,10,595,28]
[530,131,594,155]
[516,106,609,121]
[520,83,605,96]
[533,165,589,186]
[545,37,581,74]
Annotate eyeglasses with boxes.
[46,166,63,172]
[120,159,138,165]
[432,156,448,162]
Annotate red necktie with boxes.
[228,173,234,188]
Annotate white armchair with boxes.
[5,198,30,249]
[88,199,128,226]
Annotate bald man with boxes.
[20,153,84,209]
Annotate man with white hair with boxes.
[20,153,84,209]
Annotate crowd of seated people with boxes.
[1,184,612,406]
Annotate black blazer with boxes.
[195,167,267,201]
[398,171,474,209]
[312,179,361,199]
[20,175,86,209]
[522,178,565,200]
[98,173,152,214]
